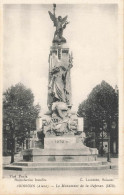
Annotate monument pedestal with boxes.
[22,148,98,162]
[22,136,98,162]
[4,143,111,171]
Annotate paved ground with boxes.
[2,153,118,178]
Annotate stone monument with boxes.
[6,5,110,171]
[22,4,98,162]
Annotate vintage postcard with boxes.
[0,0,123,194]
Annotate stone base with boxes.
[22,148,98,162]
[4,145,112,171]
[4,161,111,171]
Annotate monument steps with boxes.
[4,161,111,171]
[4,165,110,171]
[12,161,104,167]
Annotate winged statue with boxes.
[48,6,69,43]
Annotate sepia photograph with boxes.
[1,1,123,195]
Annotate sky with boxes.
[3,4,118,114]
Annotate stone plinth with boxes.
[22,135,98,162]
[44,137,76,149]
[22,147,98,162]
